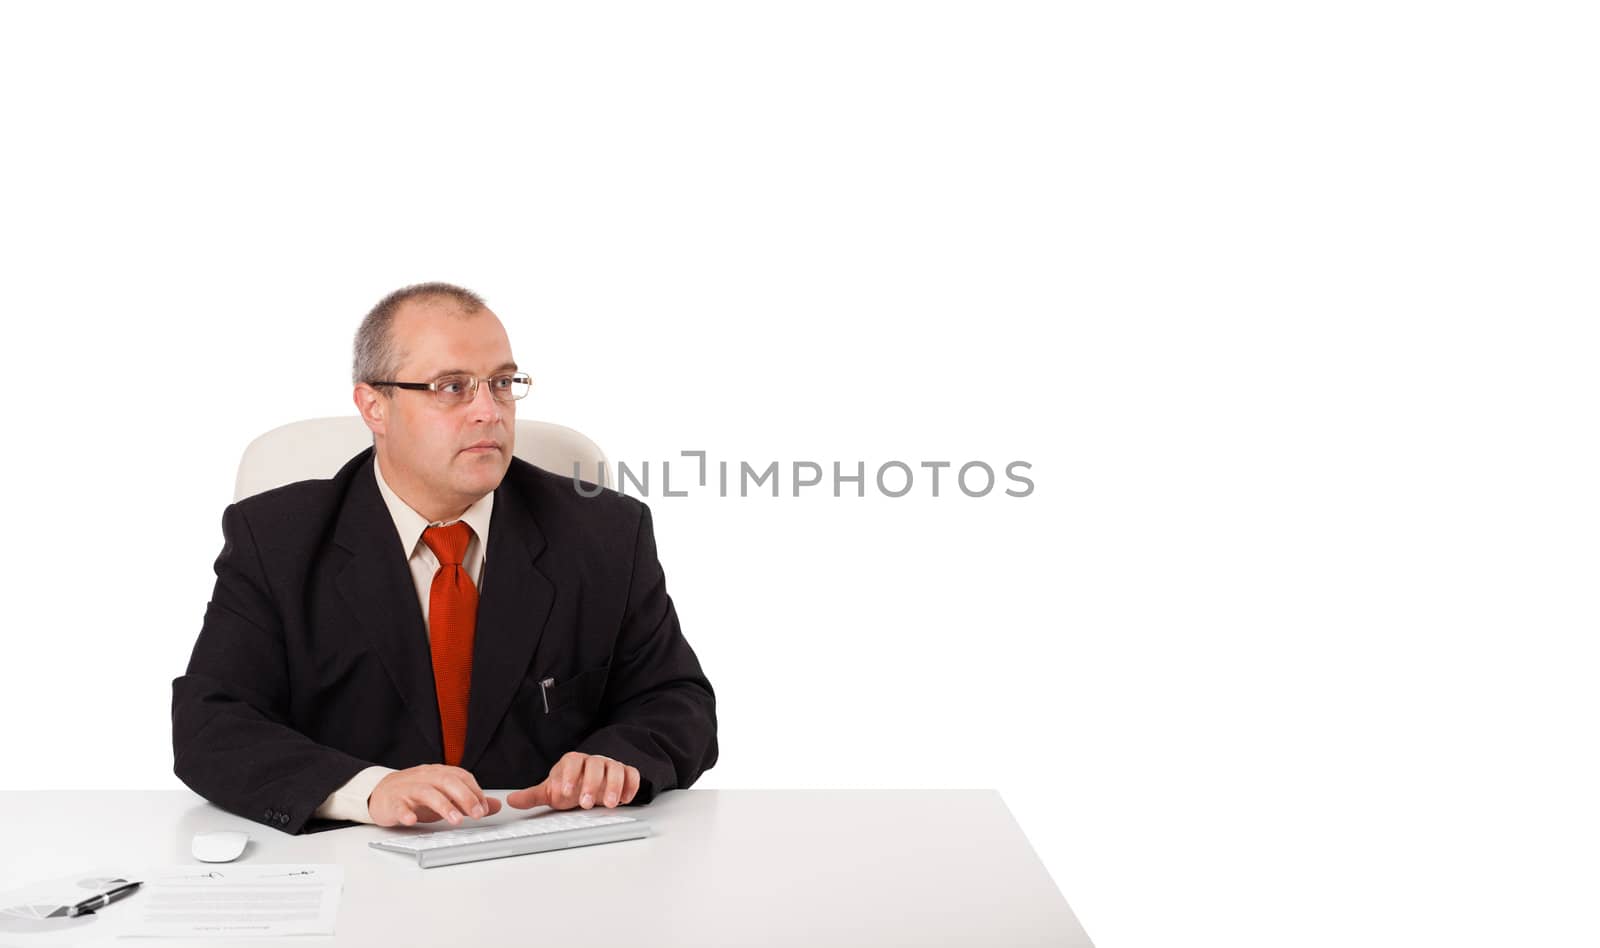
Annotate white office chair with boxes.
[234,416,610,501]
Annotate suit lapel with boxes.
[333,452,444,761]
[460,477,555,771]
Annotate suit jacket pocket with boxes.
[541,662,610,714]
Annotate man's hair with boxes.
[353,281,487,386]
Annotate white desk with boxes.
[0,789,1092,947]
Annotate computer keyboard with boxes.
[369,810,651,868]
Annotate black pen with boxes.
[48,881,142,918]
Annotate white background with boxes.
[1,3,1596,946]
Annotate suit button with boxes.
[279,814,289,825]
[264,810,274,821]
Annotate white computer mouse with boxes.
[192,831,250,863]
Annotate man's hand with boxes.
[507,752,641,811]
[368,764,502,827]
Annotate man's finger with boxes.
[621,766,641,805]
[602,761,626,808]
[579,756,607,809]
[449,768,492,813]
[449,768,500,816]
[506,782,549,810]
[439,775,485,819]
[414,786,463,825]
[556,754,588,806]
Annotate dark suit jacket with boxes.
[171,448,717,834]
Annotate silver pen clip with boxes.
[539,677,555,713]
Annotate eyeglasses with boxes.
[368,372,532,406]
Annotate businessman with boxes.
[172,282,718,833]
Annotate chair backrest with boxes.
[234,416,609,501]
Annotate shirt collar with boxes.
[373,456,495,562]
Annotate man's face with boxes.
[361,297,518,518]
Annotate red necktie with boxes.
[422,522,477,766]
